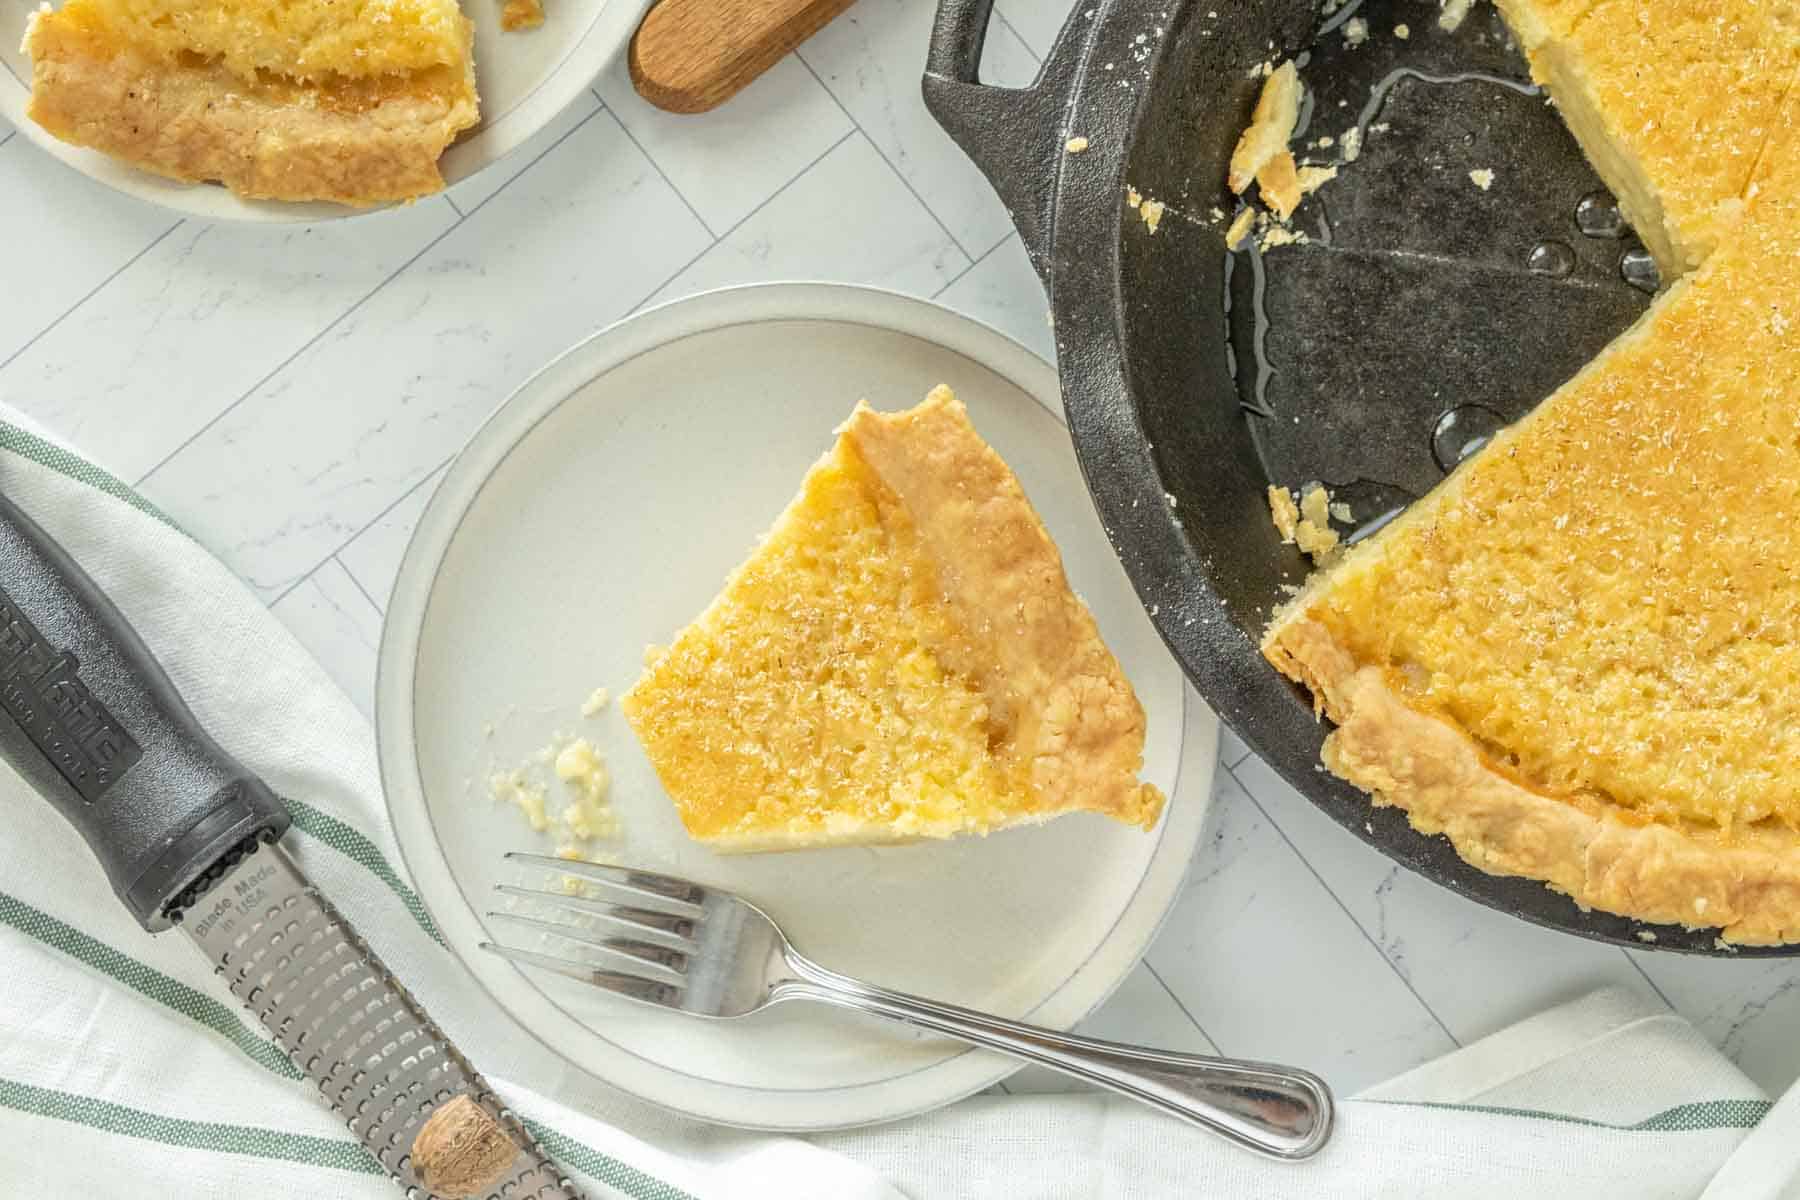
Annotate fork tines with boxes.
[503,851,707,910]
[481,854,708,1004]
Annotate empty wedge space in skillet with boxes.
[621,385,1166,852]
[1493,0,1800,275]
[23,0,479,204]
[1264,90,1800,945]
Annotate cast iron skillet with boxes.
[924,0,1789,956]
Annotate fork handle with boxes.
[777,953,1333,1160]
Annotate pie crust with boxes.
[23,3,477,205]
[1269,617,1800,945]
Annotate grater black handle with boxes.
[0,491,287,931]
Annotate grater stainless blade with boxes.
[0,491,585,1199]
[180,840,580,1200]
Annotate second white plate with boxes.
[377,283,1216,1130]
[0,0,647,220]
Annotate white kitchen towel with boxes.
[0,418,1788,1200]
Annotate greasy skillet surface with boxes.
[928,0,1788,954]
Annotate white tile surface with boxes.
[994,0,1068,60]
[0,202,458,482]
[935,234,1055,365]
[7,0,1799,1119]
[0,137,175,368]
[337,466,448,614]
[269,558,384,720]
[1218,724,1252,768]
[800,0,1041,257]
[1231,754,1667,1044]
[596,54,853,235]
[445,91,604,215]
[138,108,713,599]
[648,134,968,304]
[1147,761,1457,1097]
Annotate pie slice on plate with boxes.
[622,386,1166,852]
[1264,48,1800,943]
[22,0,479,204]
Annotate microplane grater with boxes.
[0,491,583,1199]
[182,840,579,1198]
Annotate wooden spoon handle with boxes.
[629,0,858,114]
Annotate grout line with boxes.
[132,107,609,489]
[1225,743,1255,769]
[443,193,466,218]
[930,230,1015,299]
[1619,950,1680,1013]
[457,102,608,224]
[793,53,979,266]
[0,131,14,149]
[266,454,456,607]
[1225,759,1464,1048]
[265,555,327,610]
[626,127,859,316]
[336,552,389,616]
[1143,961,1223,1054]
[993,1081,1012,1095]
[991,8,1045,68]
[0,219,183,374]
[596,85,718,238]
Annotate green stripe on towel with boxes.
[283,799,444,946]
[0,1076,382,1174]
[0,421,184,534]
[1370,1097,1772,1132]
[0,891,299,1080]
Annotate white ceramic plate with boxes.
[0,0,647,221]
[377,283,1216,1130]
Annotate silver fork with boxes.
[483,852,1333,1160]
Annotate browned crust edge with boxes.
[842,386,1165,831]
[1264,614,1800,945]
[25,13,477,206]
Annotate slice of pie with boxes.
[1493,0,1800,274]
[621,386,1165,852]
[1264,86,1800,943]
[22,0,478,204]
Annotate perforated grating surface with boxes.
[181,842,580,1200]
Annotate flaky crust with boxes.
[1266,615,1800,945]
[842,386,1165,830]
[25,13,477,205]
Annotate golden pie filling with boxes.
[1266,73,1800,942]
[624,387,1165,852]
[23,0,478,204]
[1494,0,1800,275]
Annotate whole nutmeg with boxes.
[410,1095,518,1197]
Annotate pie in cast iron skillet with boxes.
[1263,0,1800,945]
[924,0,1800,949]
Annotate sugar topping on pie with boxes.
[622,386,1165,852]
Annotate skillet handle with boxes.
[922,0,1086,279]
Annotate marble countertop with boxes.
[4,0,1799,1106]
